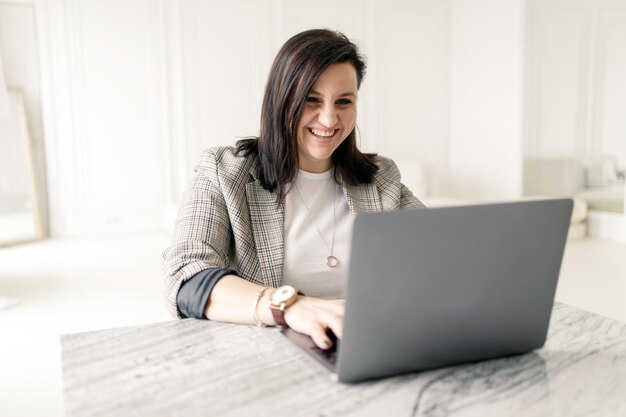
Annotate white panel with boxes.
[449,0,525,200]
[527,8,590,158]
[74,0,165,217]
[28,0,170,235]
[375,0,449,196]
[180,0,273,181]
[526,0,626,165]
[595,11,626,169]
[161,0,186,204]
[41,0,89,236]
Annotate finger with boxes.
[324,313,344,339]
[309,323,333,350]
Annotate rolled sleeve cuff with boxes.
[176,267,237,319]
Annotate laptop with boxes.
[282,198,573,383]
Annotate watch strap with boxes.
[270,304,288,327]
[269,290,304,328]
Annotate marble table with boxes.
[61,304,626,417]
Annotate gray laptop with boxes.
[282,198,573,383]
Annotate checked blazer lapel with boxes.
[342,182,382,213]
[245,174,284,288]
[337,167,383,213]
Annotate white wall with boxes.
[2,0,451,236]
[41,0,169,235]
[524,0,626,242]
[525,0,626,167]
[3,0,623,238]
[447,0,525,201]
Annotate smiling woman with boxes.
[162,29,426,350]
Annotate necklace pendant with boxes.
[326,256,339,268]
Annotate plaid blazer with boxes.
[162,146,426,318]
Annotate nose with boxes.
[318,103,338,128]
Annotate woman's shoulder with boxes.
[197,146,257,172]
[371,155,402,183]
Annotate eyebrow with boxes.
[309,89,357,98]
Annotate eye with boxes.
[336,98,353,105]
[305,96,320,103]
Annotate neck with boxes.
[298,157,332,173]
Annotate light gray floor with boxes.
[0,232,625,417]
[0,232,171,417]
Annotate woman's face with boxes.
[296,63,358,173]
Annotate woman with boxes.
[163,29,425,349]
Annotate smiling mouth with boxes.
[309,128,337,138]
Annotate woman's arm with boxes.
[205,274,344,349]
[400,183,427,209]
[163,149,237,319]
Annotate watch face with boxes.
[270,285,296,304]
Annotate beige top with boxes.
[283,169,356,298]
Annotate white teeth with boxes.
[311,128,335,137]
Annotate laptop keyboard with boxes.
[312,343,338,365]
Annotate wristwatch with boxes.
[269,285,299,327]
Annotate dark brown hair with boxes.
[236,28,378,204]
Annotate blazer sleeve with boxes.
[399,183,426,209]
[176,267,236,319]
[375,156,427,210]
[162,149,235,319]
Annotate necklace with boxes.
[293,178,339,268]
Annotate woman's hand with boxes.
[205,277,344,349]
[283,296,345,350]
